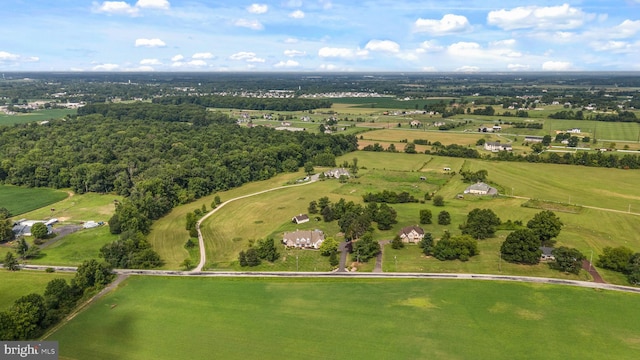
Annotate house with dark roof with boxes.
[292,214,310,224]
[282,229,325,249]
[540,247,555,261]
[464,182,498,196]
[398,225,425,243]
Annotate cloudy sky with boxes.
[2,0,640,72]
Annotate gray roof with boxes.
[465,182,498,195]
[283,230,325,246]
[540,247,554,256]
[399,225,425,236]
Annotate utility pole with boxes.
[394,255,397,272]
[296,256,299,272]
[589,250,593,272]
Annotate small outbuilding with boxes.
[292,214,310,224]
[464,182,498,196]
[540,247,555,261]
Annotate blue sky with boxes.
[2,0,640,72]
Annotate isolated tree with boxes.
[437,210,451,225]
[321,206,335,222]
[214,195,222,205]
[597,246,634,272]
[3,252,19,271]
[185,212,197,231]
[527,210,563,245]
[420,209,432,225]
[542,135,552,146]
[418,233,434,256]
[500,229,541,265]
[14,238,29,258]
[461,208,501,239]
[0,207,11,219]
[432,195,445,207]
[319,237,339,256]
[329,251,339,267]
[317,197,331,210]
[238,251,248,267]
[0,218,15,243]
[404,142,417,154]
[551,247,585,274]
[391,235,404,249]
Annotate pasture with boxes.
[28,226,117,266]
[48,276,640,360]
[0,186,68,216]
[21,192,121,224]
[0,109,76,126]
[0,270,74,312]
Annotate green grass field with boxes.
[21,192,121,224]
[27,226,117,266]
[0,186,68,216]
[48,276,640,360]
[0,109,76,126]
[0,270,75,312]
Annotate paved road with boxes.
[193,175,320,272]
[17,265,640,295]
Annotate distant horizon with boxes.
[2,1,640,73]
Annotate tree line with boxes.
[0,260,114,340]
[153,95,332,111]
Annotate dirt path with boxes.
[582,259,606,283]
[41,273,129,340]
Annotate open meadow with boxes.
[0,270,75,312]
[0,109,76,126]
[48,276,640,360]
[20,192,121,224]
[0,186,68,216]
[28,226,117,266]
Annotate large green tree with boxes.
[420,209,432,225]
[527,210,563,245]
[351,233,380,263]
[461,208,501,239]
[319,237,339,256]
[596,246,634,272]
[551,247,585,274]
[3,252,19,271]
[500,229,541,265]
[30,222,49,240]
[432,235,478,261]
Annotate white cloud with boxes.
[416,41,443,53]
[507,64,530,71]
[542,61,573,71]
[229,52,265,63]
[284,49,306,57]
[319,64,338,71]
[0,51,39,63]
[274,60,300,68]
[318,47,368,58]
[488,4,592,31]
[609,20,640,38]
[289,10,305,19]
[320,0,333,10]
[171,54,184,62]
[422,66,437,72]
[135,0,170,10]
[92,63,120,71]
[173,60,207,67]
[448,42,481,54]
[456,66,480,72]
[135,38,166,47]
[140,58,161,65]
[0,51,20,61]
[126,65,155,71]
[247,4,268,14]
[284,38,298,44]
[95,1,138,16]
[364,40,400,53]
[413,14,470,35]
[234,19,264,30]
[192,52,214,59]
[396,52,418,61]
[590,40,635,53]
[489,39,516,47]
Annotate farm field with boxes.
[21,192,122,224]
[0,109,76,126]
[0,270,74,312]
[28,226,117,266]
[48,276,640,360]
[0,186,68,216]
[545,119,640,142]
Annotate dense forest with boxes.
[153,95,332,111]
[0,103,358,235]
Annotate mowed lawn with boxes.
[21,192,121,223]
[0,270,75,312]
[49,276,640,360]
[28,226,118,266]
[0,185,68,216]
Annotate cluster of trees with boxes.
[594,111,637,122]
[419,209,450,225]
[500,211,567,266]
[351,232,380,263]
[596,246,640,284]
[549,110,585,120]
[460,169,488,183]
[99,231,163,269]
[308,196,397,238]
[411,231,478,262]
[0,207,16,243]
[238,238,280,267]
[472,106,496,116]
[362,190,418,204]
[460,208,502,239]
[509,122,543,129]
[500,110,529,118]
[318,237,340,267]
[153,95,332,111]
[78,103,216,125]
[0,260,114,340]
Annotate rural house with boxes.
[282,229,325,249]
[484,142,512,152]
[524,136,544,143]
[410,120,421,127]
[464,182,498,196]
[292,214,310,224]
[324,168,350,179]
[398,225,425,243]
[12,219,54,237]
[540,247,555,261]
